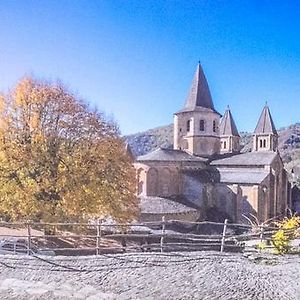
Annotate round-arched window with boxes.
[213,120,217,133]
[187,120,191,132]
[200,120,205,132]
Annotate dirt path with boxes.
[0,251,299,299]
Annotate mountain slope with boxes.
[125,123,300,168]
[125,124,173,157]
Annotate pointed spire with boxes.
[254,104,277,135]
[220,107,240,136]
[184,62,215,110]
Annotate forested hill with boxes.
[125,123,300,171]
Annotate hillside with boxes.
[125,124,173,157]
[125,123,300,169]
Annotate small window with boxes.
[200,120,205,131]
[187,120,191,132]
[224,141,227,149]
[179,128,182,132]
[263,139,266,148]
[260,140,263,148]
[213,120,217,133]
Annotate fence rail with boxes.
[0,217,292,256]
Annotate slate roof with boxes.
[220,107,240,137]
[139,196,199,214]
[182,169,219,183]
[254,105,277,135]
[175,106,221,115]
[218,169,269,184]
[136,148,207,163]
[175,63,221,115]
[211,151,277,166]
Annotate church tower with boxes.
[220,106,240,154]
[252,104,278,152]
[174,63,221,157]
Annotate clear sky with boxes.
[0,1,299,135]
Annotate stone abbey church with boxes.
[133,63,291,223]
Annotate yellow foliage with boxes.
[0,77,139,223]
[271,215,300,254]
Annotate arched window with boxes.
[224,141,227,149]
[187,120,191,132]
[213,120,217,133]
[260,140,263,148]
[161,168,172,196]
[200,120,205,131]
[263,139,266,148]
[147,168,158,196]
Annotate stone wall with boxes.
[174,110,220,156]
[211,184,240,222]
[135,162,180,198]
[220,135,240,154]
[239,185,259,221]
[181,173,206,208]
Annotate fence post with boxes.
[96,219,102,255]
[259,225,264,250]
[160,216,166,253]
[220,219,228,253]
[27,223,32,255]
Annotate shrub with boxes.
[271,215,300,254]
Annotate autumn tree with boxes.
[0,77,138,222]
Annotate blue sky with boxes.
[0,1,299,135]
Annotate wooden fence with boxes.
[0,218,292,256]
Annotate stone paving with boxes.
[0,251,299,299]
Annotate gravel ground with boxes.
[0,251,299,300]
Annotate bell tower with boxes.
[252,104,278,152]
[174,63,221,157]
[219,106,240,154]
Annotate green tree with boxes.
[0,77,138,222]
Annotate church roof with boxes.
[139,196,198,214]
[220,107,240,136]
[218,169,269,184]
[136,148,207,163]
[254,105,277,135]
[175,63,220,115]
[211,151,277,166]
